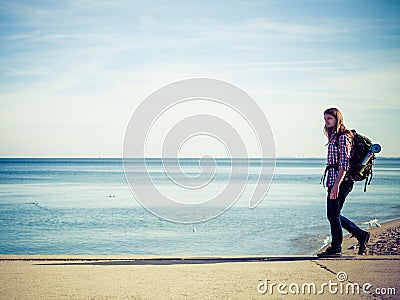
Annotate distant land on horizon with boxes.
[0,156,399,160]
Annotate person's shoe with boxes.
[357,231,370,255]
[317,246,342,258]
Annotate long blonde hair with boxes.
[323,107,353,142]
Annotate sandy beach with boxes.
[326,219,400,256]
[1,220,399,300]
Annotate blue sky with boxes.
[1,0,399,157]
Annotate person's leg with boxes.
[326,187,343,252]
[327,180,354,251]
[340,215,364,238]
[334,180,370,254]
[336,181,370,254]
[322,180,370,257]
[336,181,359,236]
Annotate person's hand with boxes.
[330,184,339,199]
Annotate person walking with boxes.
[318,108,370,258]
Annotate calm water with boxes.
[0,158,399,255]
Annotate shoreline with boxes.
[317,218,400,256]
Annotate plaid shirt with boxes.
[326,132,352,187]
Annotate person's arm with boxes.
[329,134,352,200]
[330,169,346,199]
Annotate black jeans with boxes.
[327,180,364,252]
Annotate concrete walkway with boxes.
[1,255,399,299]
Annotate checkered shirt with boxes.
[326,132,352,187]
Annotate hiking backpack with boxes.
[322,130,381,192]
[348,130,380,190]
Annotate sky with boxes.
[0,0,399,158]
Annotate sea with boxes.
[0,158,399,255]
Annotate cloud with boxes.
[242,17,332,35]
[0,0,399,157]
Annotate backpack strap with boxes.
[364,169,373,192]
[320,163,338,187]
[368,169,373,185]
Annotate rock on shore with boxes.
[368,224,400,255]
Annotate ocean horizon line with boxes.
[0,156,399,159]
